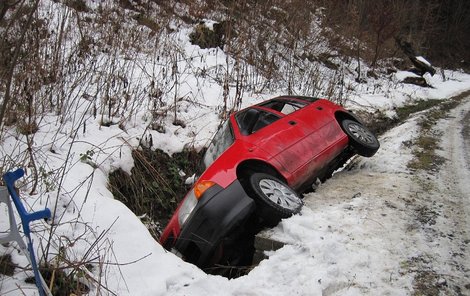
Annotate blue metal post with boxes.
[3,169,52,296]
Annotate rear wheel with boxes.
[247,173,303,226]
[341,119,379,157]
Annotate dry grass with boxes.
[407,91,469,172]
[108,147,204,239]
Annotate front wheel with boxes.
[248,173,303,226]
[341,119,380,157]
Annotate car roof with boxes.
[272,95,321,103]
[232,96,322,136]
[234,96,321,115]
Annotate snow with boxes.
[347,69,470,113]
[4,89,470,296]
[1,1,470,295]
[356,116,418,173]
[416,56,432,67]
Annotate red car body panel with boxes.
[201,98,349,189]
[162,207,182,241]
[244,100,348,188]
[160,96,359,262]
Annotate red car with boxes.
[160,96,379,270]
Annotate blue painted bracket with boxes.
[2,168,52,296]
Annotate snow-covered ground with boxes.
[1,2,470,294]
[2,89,470,296]
[162,97,470,296]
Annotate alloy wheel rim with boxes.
[348,123,375,144]
[259,179,302,210]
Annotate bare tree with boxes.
[369,1,397,69]
[0,0,40,131]
[0,0,22,23]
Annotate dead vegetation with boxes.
[400,255,446,296]
[0,0,469,293]
[109,147,204,239]
[0,254,16,276]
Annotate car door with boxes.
[255,99,342,188]
[239,106,325,188]
[290,100,348,183]
[235,107,306,174]
[274,102,334,185]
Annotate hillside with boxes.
[1,1,470,295]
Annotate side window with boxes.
[278,103,299,114]
[260,100,307,115]
[236,108,280,135]
[252,111,280,133]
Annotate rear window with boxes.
[260,99,307,115]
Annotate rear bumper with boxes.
[173,180,255,268]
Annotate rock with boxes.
[402,76,430,87]
[395,37,436,77]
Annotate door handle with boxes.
[288,121,296,125]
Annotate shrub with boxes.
[108,147,204,238]
[189,22,225,49]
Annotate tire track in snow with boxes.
[432,97,470,293]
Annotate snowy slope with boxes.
[1,1,470,295]
[2,70,469,296]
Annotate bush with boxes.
[108,148,204,239]
[189,22,226,49]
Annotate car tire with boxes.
[248,173,303,226]
[341,119,380,157]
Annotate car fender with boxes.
[198,139,289,188]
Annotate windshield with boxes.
[203,120,234,169]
